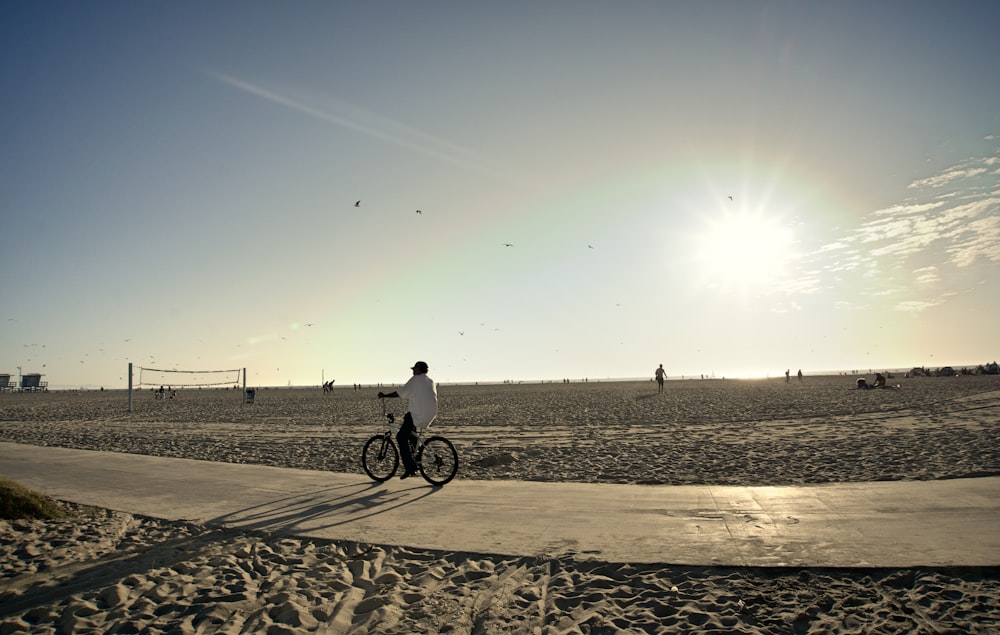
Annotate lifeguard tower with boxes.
[0,374,16,392]
[20,373,47,392]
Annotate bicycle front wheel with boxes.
[417,436,459,486]
[362,434,399,482]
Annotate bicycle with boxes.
[361,399,459,486]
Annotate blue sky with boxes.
[2,1,998,389]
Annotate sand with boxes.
[1,374,999,633]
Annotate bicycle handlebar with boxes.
[379,396,395,423]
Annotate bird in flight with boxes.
[355,200,361,207]
[588,244,595,249]
[416,210,422,214]
[728,195,733,201]
[503,243,514,247]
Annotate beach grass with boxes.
[0,477,66,520]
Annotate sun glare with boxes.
[694,209,797,294]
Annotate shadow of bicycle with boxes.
[209,479,441,536]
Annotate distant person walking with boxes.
[655,364,667,393]
[378,361,438,479]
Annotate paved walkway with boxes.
[2,442,997,567]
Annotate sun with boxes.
[693,209,797,294]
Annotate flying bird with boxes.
[355,200,361,207]
[503,243,514,247]
[728,195,733,201]
[416,210,422,214]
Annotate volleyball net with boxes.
[127,364,249,410]
[135,366,243,388]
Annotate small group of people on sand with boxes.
[857,372,894,389]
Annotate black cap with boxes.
[411,361,428,372]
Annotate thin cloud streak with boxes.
[207,71,520,182]
[912,266,940,285]
[910,166,988,189]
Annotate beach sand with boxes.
[2,375,998,633]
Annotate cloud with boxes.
[774,273,823,296]
[912,266,940,285]
[207,71,518,181]
[909,166,988,189]
[895,299,945,312]
[859,153,999,266]
[817,240,852,253]
[802,147,999,312]
[946,210,1000,267]
[869,201,946,218]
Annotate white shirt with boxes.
[397,373,437,430]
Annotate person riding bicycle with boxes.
[377,361,438,480]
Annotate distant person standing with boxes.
[797,369,803,382]
[655,364,667,393]
[785,369,790,383]
[378,361,438,479]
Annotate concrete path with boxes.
[2,442,997,567]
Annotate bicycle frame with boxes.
[382,407,418,447]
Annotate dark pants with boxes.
[397,412,419,473]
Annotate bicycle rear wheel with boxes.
[362,434,399,482]
[417,436,459,486]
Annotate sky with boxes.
[2,1,999,389]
